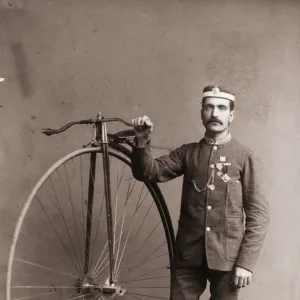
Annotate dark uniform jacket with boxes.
[131,134,269,272]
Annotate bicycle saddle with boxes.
[114,129,136,139]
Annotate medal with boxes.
[223,162,231,166]
[216,163,223,170]
[216,162,223,177]
[220,156,226,162]
[222,173,230,182]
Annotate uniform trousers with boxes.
[171,259,239,300]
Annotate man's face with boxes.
[201,98,235,133]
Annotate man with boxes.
[131,85,269,300]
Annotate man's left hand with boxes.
[232,266,252,288]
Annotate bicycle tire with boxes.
[7,144,175,300]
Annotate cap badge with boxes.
[212,85,220,94]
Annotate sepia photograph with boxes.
[0,0,299,299]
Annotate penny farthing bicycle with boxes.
[7,113,175,300]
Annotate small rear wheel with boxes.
[7,144,175,300]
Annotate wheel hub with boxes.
[77,275,126,298]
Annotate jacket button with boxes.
[206,227,211,232]
[207,205,212,210]
[213,146,217,150]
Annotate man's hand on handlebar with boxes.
[132,115,153,147]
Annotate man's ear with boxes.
[229,110,235,123]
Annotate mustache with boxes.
[208,118,223,125]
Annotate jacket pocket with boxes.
[175,221,205,264]
[226,218,244,261]
[226,180,244,217]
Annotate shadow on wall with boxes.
[0,1,34,98]
[11,42,32,98]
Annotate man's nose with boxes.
[212,107,219,117]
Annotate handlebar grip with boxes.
[42,128,58,136]
[42,119,94,136]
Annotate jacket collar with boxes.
[203,132,232,145]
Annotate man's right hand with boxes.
[132,115,153,146]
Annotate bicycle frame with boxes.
[84,113,115,284]
[40,112,174,284]
[41,112,135,284]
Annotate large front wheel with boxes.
[7,145,175,300]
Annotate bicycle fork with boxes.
[81,113,126,297]
[100,117,116,285]
[83,114,115,282]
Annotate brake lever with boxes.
[83,141,92,148]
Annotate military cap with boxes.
[202,85,235,102]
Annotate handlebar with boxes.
[42,117,133,136]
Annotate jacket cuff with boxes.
[235,250,258,273]
[133,137,151,148]
[235,264,253,273]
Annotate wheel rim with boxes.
[7,147,172,300]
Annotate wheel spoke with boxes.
[126,292,169,300]
[92,238,121,279]
[14,258,78,278]
[114,222,134,281]
[87,154,102,270]
[113,160,126,249]
[64,292,96,300]
[89,190,106,270]
[12,272,64,284]
[19,230,70,271]
[130,253,168,272]
[90,240,109,276]
[120,275,169,284]
[133,184,146,214]
[125,241,167,273]
[125,294,144,300]
[128,201,154,244]
[93,234,122,279]
[115,182,166,281]
[36,195,81,274]
[74,157,88,274]
[63,164,84,274]
[13,291,60,300]
[126,265,169,282]
[93,260,110,281]
[136,241,167,266]
[61,291,80,300]
[12,285,76,289]
[127,286,169,289]
[114,181,133,280]
[114,185,154,280]
[91,218,122,278]
[129,220,162,268]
